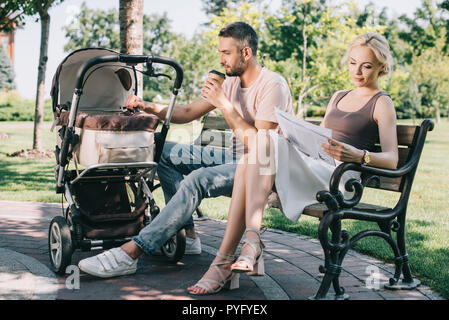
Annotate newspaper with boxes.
[275,109,336,166]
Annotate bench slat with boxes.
[303,202,390,219]
[396,125,418,147]
[197,116,418,192]
[278,120,417,147]
[365,147,410,192]
[198,130,233,148]
[372,145,409,162]
[398,147,411,167]
[202,116,230,130]
[368,176,401,192]
[201,117,417,146]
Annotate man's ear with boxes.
[242,47,253,61]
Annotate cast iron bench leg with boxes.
[385,212,421,289]
[312,216,349,300]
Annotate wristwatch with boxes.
[362,150,371,165]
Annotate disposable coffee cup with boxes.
[209,69,226,85]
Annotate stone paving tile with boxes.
[417,287,446,300]
[336,275,368,290]
[0,257,34,300]
[347,291,384,300]
[195,218,440,300]
[0,201,445,300]
[289,259,324,277]
[276,250,312,260]
[379,289,430,300]
[278,278,319,299]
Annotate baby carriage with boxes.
[47,48,185,274]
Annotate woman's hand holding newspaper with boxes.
[321,138,365,164]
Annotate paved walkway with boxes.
[0,200,444,300]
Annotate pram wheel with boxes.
[161,229,186,263]
[48,216,73,274]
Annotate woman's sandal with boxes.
[187,252,240,295]
[230,227,265,276]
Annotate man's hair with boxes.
[219,22,258,56]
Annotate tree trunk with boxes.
[297,94,304,118]
[435,104,441,124]
[33,12,50,151]
[120,0,144,97]
[296,83,318,118]
[301,3,308,119]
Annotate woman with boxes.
[187,33,398,295]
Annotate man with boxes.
[78,21,292,278]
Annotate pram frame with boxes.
[49,50,185,274]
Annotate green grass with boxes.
[0,119,448,298]
[0,92,54,121]
[0,124,58,202]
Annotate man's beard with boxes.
[225,56,246,77]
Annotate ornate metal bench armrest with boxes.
[317,155,420,210]
[315,119,434,212]
[327,119,434,202]
[315,163,368,211]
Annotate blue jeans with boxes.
[133,141,238,254]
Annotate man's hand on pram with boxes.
[125,94,170,120]
[125,94,147,113]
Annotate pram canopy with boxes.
[51,48,137,114]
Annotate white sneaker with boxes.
[185,236,202,255]
[78,247,138,278]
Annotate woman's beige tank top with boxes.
[324,90,390,151]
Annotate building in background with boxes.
[0,19,15,64]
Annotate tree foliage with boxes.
[200,0,258,16]
[398,0,449,56]
[205,1,268,51]
[64,3,120,51]
[262,1,384,114]
[64,3,175,55]
[409,37,449,121]
[1,1,64,150]
[0,1,35,32]
[63,3,180,102]
[0,48,16,90]
[57,0,449,120]
[261,0,329,64]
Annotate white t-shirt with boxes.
[221,67,293,156]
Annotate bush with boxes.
[0,91,53,121]
[306,105,326,117]
[0,49,15,90]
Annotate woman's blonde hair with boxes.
[344,33,394,77]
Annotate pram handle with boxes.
[74,54,184,94]
[119,55,184,93]
[145,56,184,92]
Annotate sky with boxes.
[12,0,423,100]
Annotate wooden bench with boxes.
[304,119,434,299]
[195,115,434,300]
[194,115,232,149]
